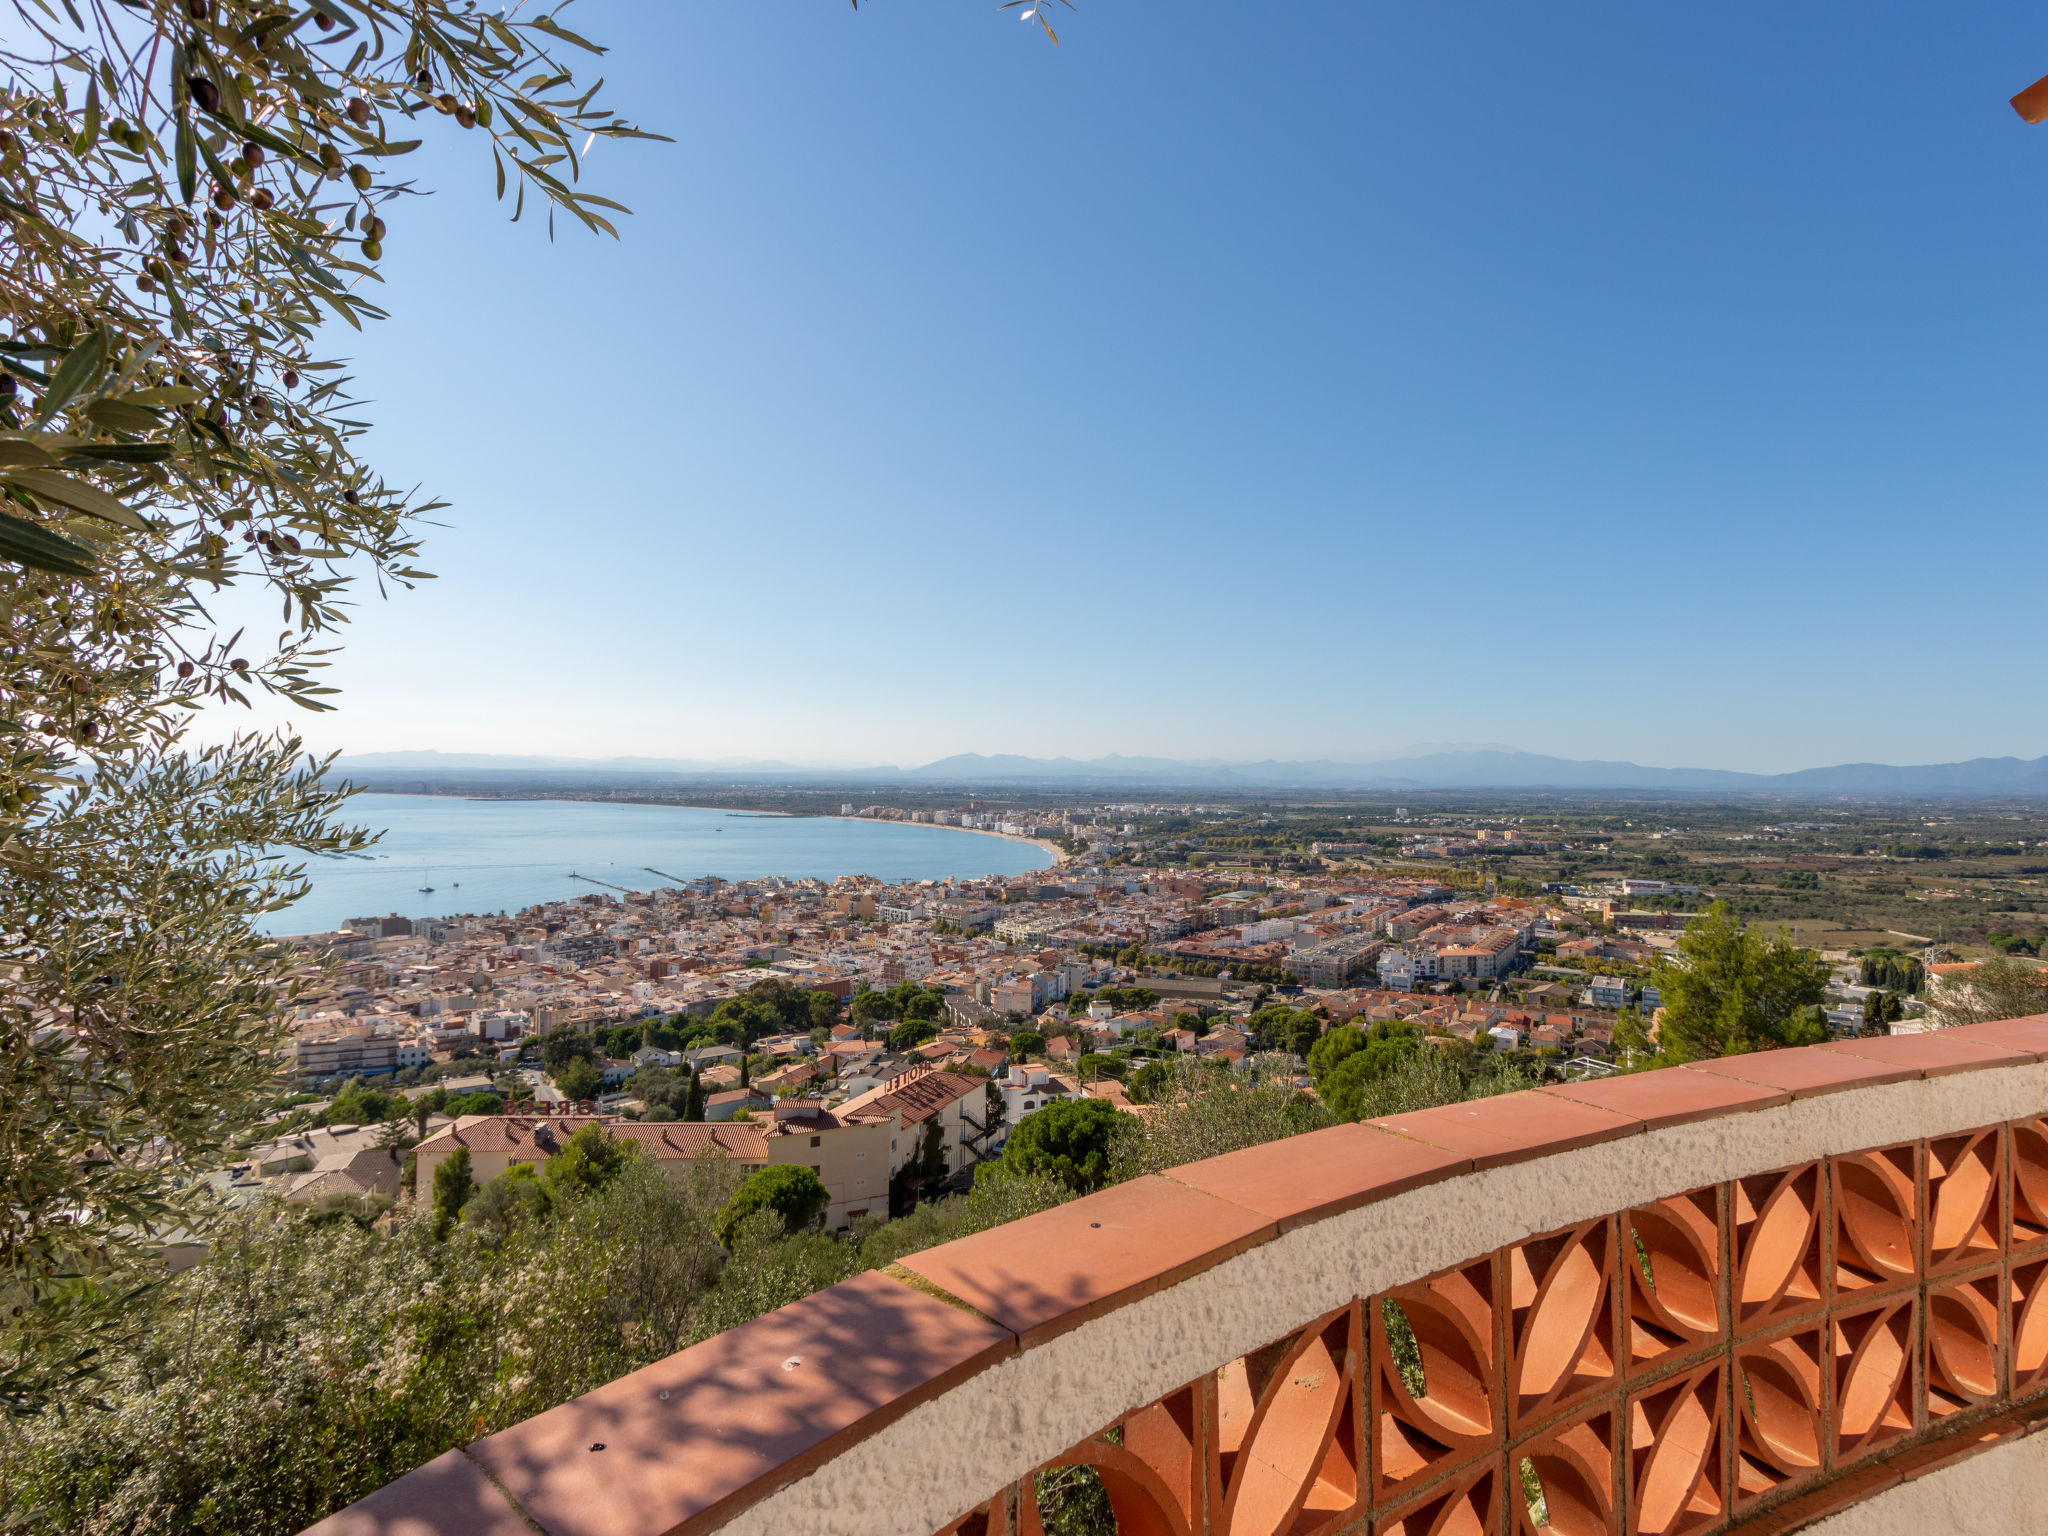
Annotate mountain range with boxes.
[333,747,2048,796]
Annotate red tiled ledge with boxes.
[302,1015,2048,1536]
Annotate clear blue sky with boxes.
[222,1,2048,773]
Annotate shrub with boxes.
[1002,1098,1126,1192]
[887,1018,940,1052]
[551,1057,602,1103]
[716,1165,830,1248]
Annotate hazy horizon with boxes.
[333,743,2048,777]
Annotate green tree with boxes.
[888,1018,940,1052]
[716,1165,830,1247]
[1650,903,1829,1061]
[462,1162,550,1237]
[1858,950,1927,995]
[1009,1029,1048,1059]
[540,1124,635,1201]
[1127,1058,1177,1104]
[1109,1055,1334,1174]
[850,990,898,1026]
[0,0,655,1407]
[917,1117,948,1179]
[552,1057,601,1104]
[1317,1025,1424,1120]
[431,1147,474,1235]
[326,1081,405,1127]
[1247,1005,1321,1057]
[1310,1021,1420,1107]
[1095,986,1160,1010]
[1003,1098,1125,1192]
[413,1088,449,1138]
[1613,1007,1653,1062]
[682,1069,706,1123]
[1306,1023,1368,1078]
[1,1156,747,1533]
[539,1025,597,1074]
[1862,990,1905,1032]
[1076,1052,1125,1081]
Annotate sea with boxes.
[263,793,1054,935]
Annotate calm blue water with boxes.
[264,794,1053,934]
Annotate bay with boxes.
[264,793,1055,934]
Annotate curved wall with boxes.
[308,1017,2048,1536]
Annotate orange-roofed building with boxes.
[838,1065,990,1180]
[412,1107,894,1230]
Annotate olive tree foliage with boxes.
[1924,955,2048,1028]
[1109,1053,1334,1181]
[0,0,656,1412]
[1,1157,741,1536]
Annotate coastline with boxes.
[825,814,1067,869]
[353,792,1060,865]
[355,788,799,817]
[266,798,1064,934]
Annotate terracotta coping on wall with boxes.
[1365,1086,1642,1168]
[896,1174,1276,1348]
[1676,1047,1919,1098]
[1164,1122,1473,1231]
[1944,1014,2048,1061]
[1538,1066,1790,1129]
[1816,1031,2034,1076]
[303,1019,2048,1536]
[302,1449,535,1536]
[307,1269,1017,1536]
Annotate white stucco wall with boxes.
[1808,1429,2048,1534]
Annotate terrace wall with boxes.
[307,1017,2048,1536]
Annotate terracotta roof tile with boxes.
[838,1067,982,1128]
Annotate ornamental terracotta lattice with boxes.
[933,1115,2048,1536]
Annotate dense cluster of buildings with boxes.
[264,820,1703,1226]
[277,856,1592,1087]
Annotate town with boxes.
[246,797,1957,1232]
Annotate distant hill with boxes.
[338,750,877,774]
[335,747,2048,796]
[900,750,1759,790]
[906,750,2048,794]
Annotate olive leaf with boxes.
[2,470,148,530]
[0,508,97,575]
